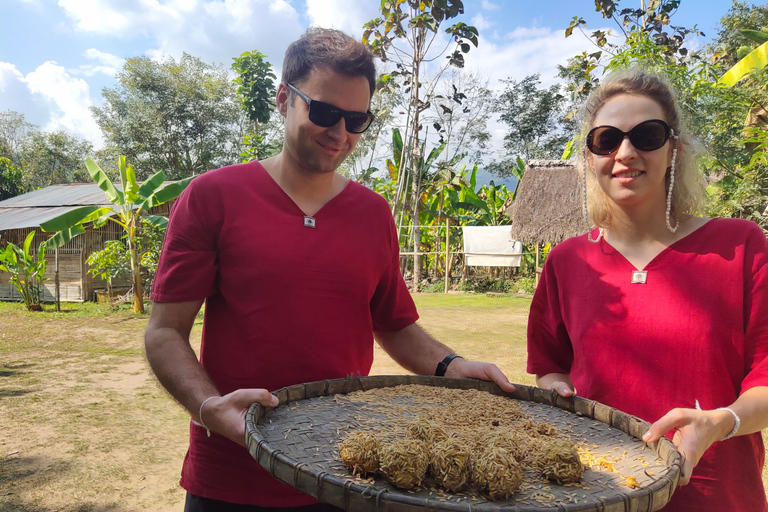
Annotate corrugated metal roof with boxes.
[0,183,121,207]
[0,184,117,231]
[0,206,115,231]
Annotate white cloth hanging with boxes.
[462,226,523,267]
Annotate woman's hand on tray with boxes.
[204,389,279,447]
[445,358,516,393]
[642,406,736,486]
[535,373,575,397]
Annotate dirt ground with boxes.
[0,294,533,512]
[0,294,765,511]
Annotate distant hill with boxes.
[474,167,519,193]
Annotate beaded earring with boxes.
[665,133,679,233]
[582,161,604,243]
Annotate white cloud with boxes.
[0,62,25,92]
[480,0,500,10]
[459,25,615,161]
[0,62,51,128]
[305,0,372,36]
[472,13,493,32]
[19,61,103,147]
[466,25,613,88]
[76,48,124,77]
[57,0,304,70]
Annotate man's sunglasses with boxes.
[586,119,675,155]
[287,83,374,134]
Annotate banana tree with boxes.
[453,181,513,226]
[0,231,49,310]
[717,36,768,88]
[40,156,194,313]
[387,127,449,289]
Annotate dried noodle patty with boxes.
[338,431,380,476]
[538,438,584,484]
[487,431,535,466]
[473,447,523,500]
[428,438,472,492]
[405,419,449,446]
[378,439,429,489]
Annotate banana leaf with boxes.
[139,176,194,211]
[144,215,169,229]
[86,158,123,205]
[718,41,768,87]
[40,206,114,233]
[23,231,35,261]
[44,225,87,249]
[137,171,167,199]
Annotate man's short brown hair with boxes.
[282,27,376,97]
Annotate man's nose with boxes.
[326,117,347,141]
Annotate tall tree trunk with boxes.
[434,188,444,281]
[410,27,424,292]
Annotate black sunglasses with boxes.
[586,119,675,155]
[287,83,374,134]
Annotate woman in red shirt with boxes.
[527,70,768,511]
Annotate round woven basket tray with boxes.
[246,375,681,512]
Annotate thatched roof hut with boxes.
[506,160,589,246]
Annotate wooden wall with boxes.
[0,202,172,302]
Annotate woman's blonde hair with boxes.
[577,69,705,229]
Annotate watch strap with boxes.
[435,353,463,376]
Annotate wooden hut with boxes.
[505,160,590,280]
[0,184,171,302]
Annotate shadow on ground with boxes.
[0,455,128,512]
[0,363,35,378]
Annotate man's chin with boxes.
[307,156,347,174]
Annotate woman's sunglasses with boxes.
[287,83,374,134]
[586,119,675,155]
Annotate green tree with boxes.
[0,157,24,200]
[19,130,92,189]
[231,50,283,162]
[363,0,480,289]
[41,157,193,314]
[426,69,493,165]
[0,110,34,161]
[562,0,705,103]
[342,83,398,186]
[701,3,768,228]
[493,74,571,165]
[710,1,768,66]
[92,53,243,180]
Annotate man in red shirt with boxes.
[145,28,515,512]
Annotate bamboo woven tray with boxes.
[245,375,681,511]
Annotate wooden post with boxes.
[55,247,60,312]
[535,243,541,286]
[444,220,450,293]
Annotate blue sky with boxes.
[0,0,734,158]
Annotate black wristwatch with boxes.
[435,353,463,376]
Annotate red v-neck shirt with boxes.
[152,161,418,506]
[528,218,768,511]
